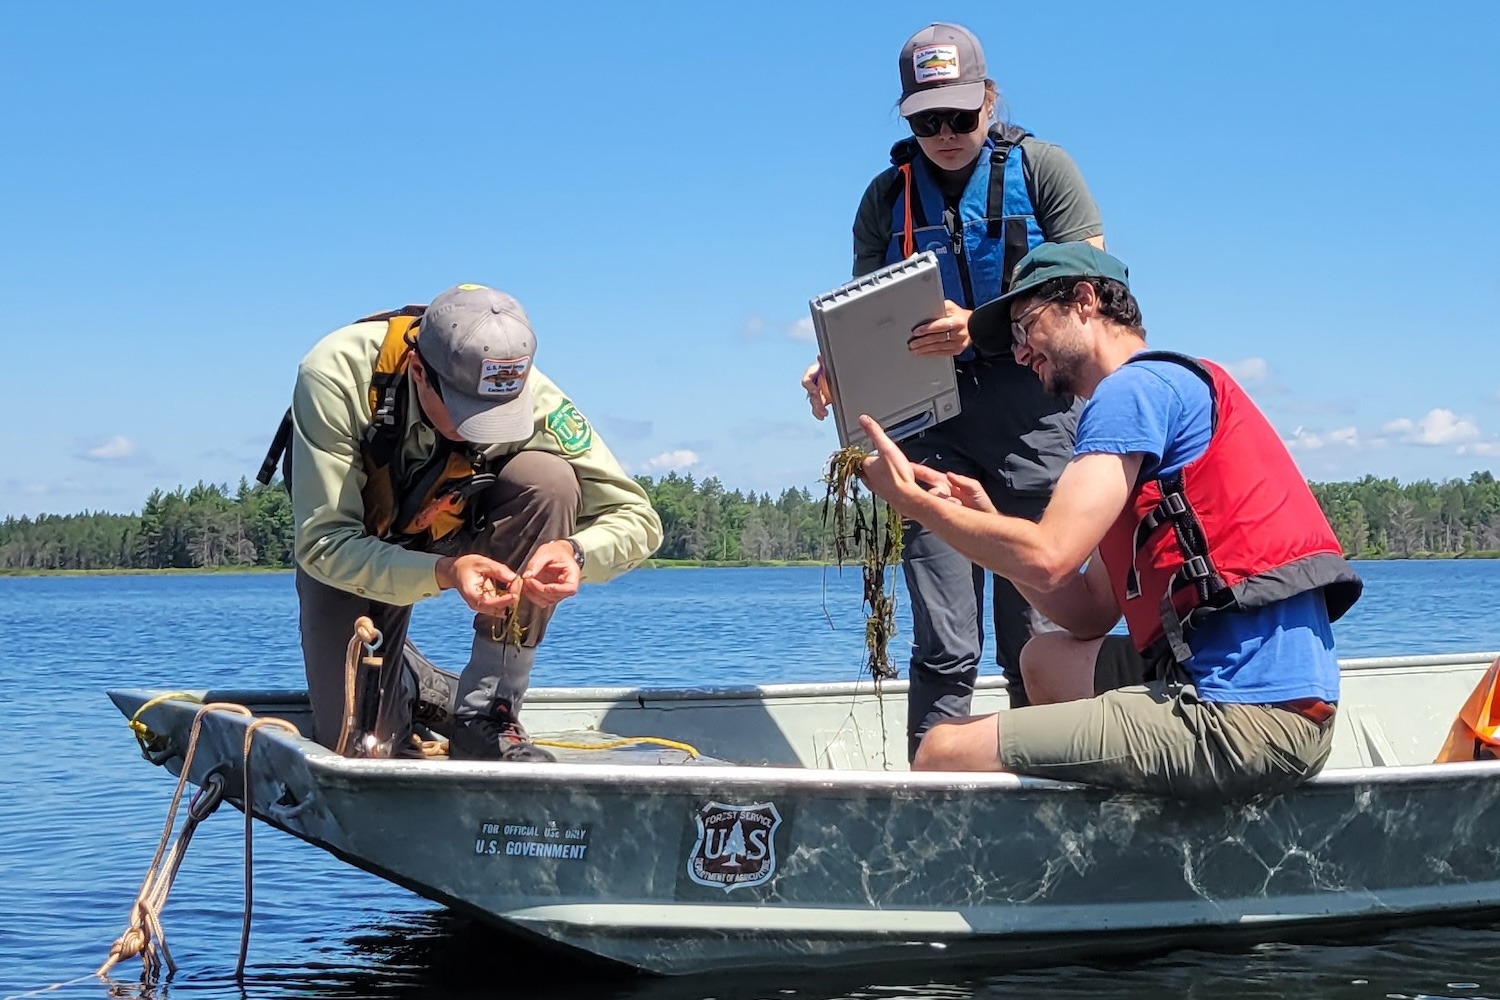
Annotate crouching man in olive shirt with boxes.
[283,283,661,760]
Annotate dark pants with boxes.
[297,450,580,752]
[900,357,1076,761]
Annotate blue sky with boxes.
[2,1,1497,518]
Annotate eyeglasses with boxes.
[1010,300,1055,349]
[905,108,982,138]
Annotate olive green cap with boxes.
[970,242,1130,354]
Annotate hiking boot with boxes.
[449,700,556,762]
[405,639,459,738]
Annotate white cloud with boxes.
[1224,357,1272,386]
[79,435,139,462]
[645,449,699,472]
[786,317,816,343]
[1283,426,1359,451]
[1381,408,1481,446]
[738,315,766,342]
[1326,426,1359,447]
[1459,440,1500,457]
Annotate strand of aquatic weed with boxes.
[822,445,903,683]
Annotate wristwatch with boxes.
[564,537,586,571]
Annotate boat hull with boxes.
[108,651,1500,975]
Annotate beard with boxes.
[1043,341,1089,397]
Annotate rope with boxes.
[534,735,699,758]
[335,616,382,757]
[99,701,250,981]
[1,973,100,1000]
[102,696,303,985]
[235,716,301,980]
[127,690,203,758]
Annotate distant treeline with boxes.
[2,471,1498,572]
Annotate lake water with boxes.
[2,561,1499,1000]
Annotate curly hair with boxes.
[1015,276,1145,337]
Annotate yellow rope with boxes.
[127,691,203,755]
[533,735,699,758]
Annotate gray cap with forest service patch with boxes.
[897,23,988,116]
[416,284,537,445]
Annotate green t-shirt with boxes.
[851,134,1103,278]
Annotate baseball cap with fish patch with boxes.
[897,23,988,116]
[416,284,537,445]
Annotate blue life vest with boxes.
[885,124,1044,309]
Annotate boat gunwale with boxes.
[108,682,1500,797]
[109,650,1500,709]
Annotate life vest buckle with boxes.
[1182,555,1212,581]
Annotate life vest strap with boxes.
[255,407,294,486]
[1125,490,1191,599]
[898,163,916,259]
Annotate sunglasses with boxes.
[412,343,445,400]
[905,108,982,138]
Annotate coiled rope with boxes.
[335,616,382,757]
[100,697,298,985]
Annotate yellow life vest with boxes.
[258,307,495,547]
[356,306,497,546]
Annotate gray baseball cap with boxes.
[898,23,988,116]
[416,284,537,444]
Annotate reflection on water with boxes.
[3,563,1500,1000]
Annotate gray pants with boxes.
[297,450,580,751]
[900,357,1073,761]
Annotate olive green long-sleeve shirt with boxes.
[290,320,662,606]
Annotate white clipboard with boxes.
[809,252,960,449]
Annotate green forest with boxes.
[2,471,1499,572]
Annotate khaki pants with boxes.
[297,450,580,750]
[999,637,1335,801]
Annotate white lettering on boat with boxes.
[473,817,592,862]
[504,840,589,860]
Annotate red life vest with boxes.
[1096,352,1362,661]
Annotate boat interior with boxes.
[146,652,1499,774]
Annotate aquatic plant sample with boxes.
[822,445,903,681]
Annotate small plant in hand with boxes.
[480,575,528,647]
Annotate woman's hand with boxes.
[907,300,973,357]
[801,355,832,420]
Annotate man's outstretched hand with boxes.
[435,553,521,615]
[856,415,950,516]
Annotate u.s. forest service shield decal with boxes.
[686,800,783,893]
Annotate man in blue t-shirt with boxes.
[857,242,1360,801]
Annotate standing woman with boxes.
[802,22,1107,759]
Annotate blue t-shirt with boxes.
[1075,356,1339,704]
